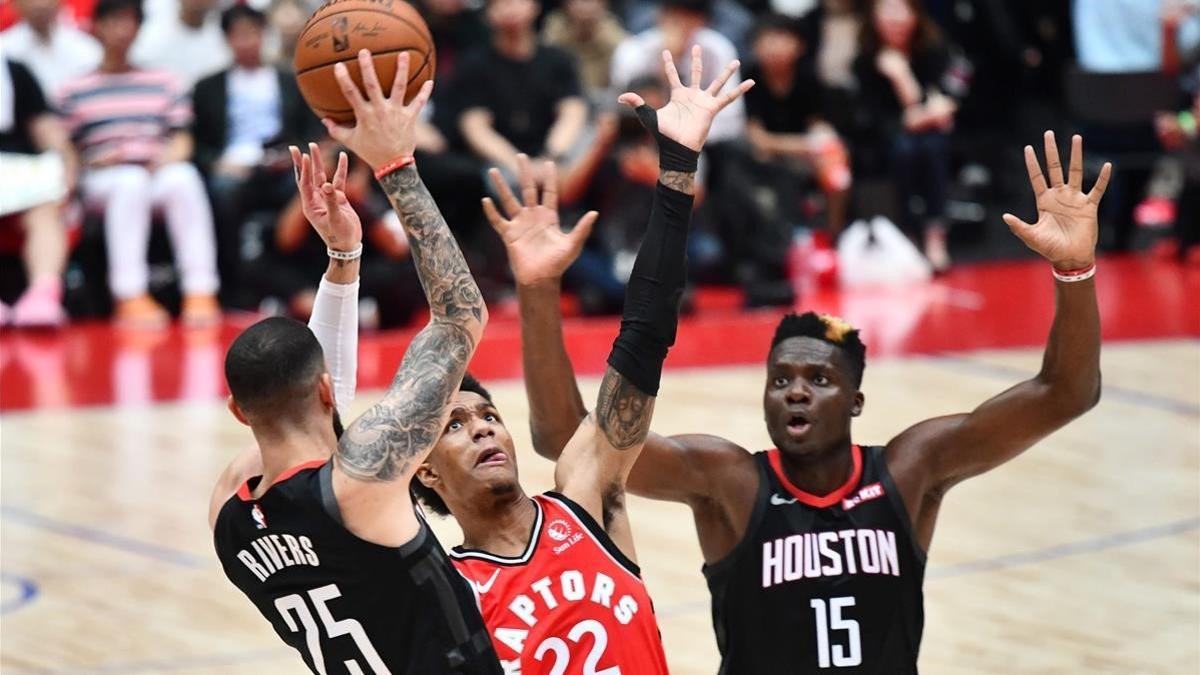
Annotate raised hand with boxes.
[482,154,598,287]
[323,50,434,170]
[289,142,362,252]
[618,45,754,151]
[1003,131,1112,271]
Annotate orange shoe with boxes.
[181,293,221,327]
[114,294,169,329]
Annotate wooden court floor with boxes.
[1,339,1197,674]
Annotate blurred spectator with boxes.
[0,59,77,327]
[456,0,588,179]
[59,0,220,327]
[1072,0,1200,252]
[814,0,861,91]
[1155,93,1200,264]
[622,0,754,56]
[131,0,231,88]
[541,0,627,100]
[266,0,310,68]
[418,0,491,81]
[247,152,423,327]
[611,0,745,144]
[192,4,321,308]
[852,0,959,272]
[1,0,102,96]
[743,13,851,234]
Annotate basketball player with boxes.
[515,132,1112,672]
[211,51,501,674]
[409,47,752,674]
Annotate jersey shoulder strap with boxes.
[701,452,771,580]
[540,491,641,578]
[862,445,928,564]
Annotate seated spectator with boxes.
[611,0,745,145]
[744,13,851,235]
[541,0,627,101]
[419,0,491,82]
[1,0,102,96]
[1073,0,1200,252]
[59,0,220,327]
[852,0,959,272]
[246,150,423,328]
[265,0,309,69]
[812,0,862,130]
[456,0,588,180]
[131,0,231,89]
[621,0,754,57]
[0,59,77,327]
[192,4,322,308]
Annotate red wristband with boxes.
[1052,263,1096,283]
[373,155,415,181]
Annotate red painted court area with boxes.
[1,255,1197,412]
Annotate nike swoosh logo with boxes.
[475,569,501,594]
[771,493,799,506]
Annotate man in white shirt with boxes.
[131,0,231,88]
[1,0,102,97]
[610,0,745,144]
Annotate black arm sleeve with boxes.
[605,181,695,397]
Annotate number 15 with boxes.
[810,596,862,668]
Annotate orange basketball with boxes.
[293,0,435,124]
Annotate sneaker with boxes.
[12,280,67,328]
[115,294,170,329]
[181,293,221,327]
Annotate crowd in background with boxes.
[1,0,1198,329]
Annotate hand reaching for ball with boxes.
[323,49,433,171]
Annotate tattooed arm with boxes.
[322,50,487,547]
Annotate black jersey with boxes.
[705,445,926,674]
[214,459,501,675]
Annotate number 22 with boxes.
[810,596,862,668]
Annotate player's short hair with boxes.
[410,373,493,517]
[225,317,326,420]
[770,312,867,387]
[93,0,144,23]
[221,4,267,33]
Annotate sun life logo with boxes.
[251,504,267,530]
[546,519,572,542]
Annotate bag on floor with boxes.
[837,216,932,287]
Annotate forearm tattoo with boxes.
[660,170,696,196]
[336,166,484,481]
[595,366,656,450]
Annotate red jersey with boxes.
[450,492,670,675]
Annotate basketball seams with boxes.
[295,8,432,72]
[297,51,432,116]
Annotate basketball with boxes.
[293,0,435,123]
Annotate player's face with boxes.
[763,337,863,457]
[93,8,141,53]
[427,391,520,506]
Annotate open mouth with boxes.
[475,447,508,467]
[786,413,812,437]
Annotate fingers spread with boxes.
[516,153,537,207]
[289,145,303,184]
[389,51,410,100]
[706,59,739,96]
[408,79,433,113]
[719,79,755,108]
[571,210,598,250]
[357,49,385,102]
[309,142,327,191]
[1044,130,1064,187]
[1088,161,1113,203]
[481,197,507,233]
[1002,213,1033,231]
[489,167,521,218]
[333,62,366,112]
[1023,144,1048,198]
[1068,134,1083,190]
[333,151,349,189]
[662,50,683,89]
[541,160,558,212]
[322,118,351,144]
[690,44,703,88]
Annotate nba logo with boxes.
[251,504,267,530]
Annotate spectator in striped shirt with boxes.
[58,0,219,327]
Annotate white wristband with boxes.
[327,243,363,261]
[1052,263,1096,283]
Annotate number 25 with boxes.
[275,584,390,675]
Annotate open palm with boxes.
[619,46,754,152]
[482,155,598,286]
[290,143,362,251]
[1003,131,1112,271]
